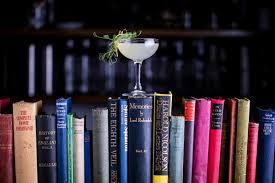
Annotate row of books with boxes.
[0,95,275,183]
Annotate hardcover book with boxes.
[256,108,275,183]
[182,98,196,183]
[128,96,153,183]
[0,98,10,113]
[153,92,172,183]
[219,122,230,183]
[108,98,118,183]
[169,116,185,183]
[234,98,250,183]
[67,114,74,183]
[92,108,109,183]
[13,100,42,183]
[246,122,259,183]
[84,130,92,183]
[0,114,13,183]
[192,99,211,183]
[56,98,72,183]
[207,99,224,183]
[118,99,128,183]
[36,114,57,183]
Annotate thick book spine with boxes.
[108,98,118,183]
[0,98,10,113]
[219,122,230,183]
[207,99,225,183]
[169,116,185,183]
[246,122,259,183]
[73,117,85,183]
[92,108,109,183]
[67,114,74,183]
[0,114,13,183]
[13,100,42,183]
[227,99,237,183]
[118,99,128,183]
[84,131,92,183]
[256,108,275,183]
[183,99,195,183]
[56,98,72,183]
[128,96,153,183]
[36,115,57,183]
[234,99,250,183]
[153,92,172,183]
[192,99,211,183]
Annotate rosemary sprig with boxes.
[93,29,141,63]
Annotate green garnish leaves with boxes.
[93,29,141,64]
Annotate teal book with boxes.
[67,114,74,183]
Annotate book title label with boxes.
[211,104,223,129]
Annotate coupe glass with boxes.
[117,38,159,96]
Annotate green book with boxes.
[67,114,74,183]
[234,99,250,183]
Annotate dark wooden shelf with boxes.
[0,27,254,38]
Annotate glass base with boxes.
[122,90,149,97]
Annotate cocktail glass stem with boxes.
[133,60,143,91]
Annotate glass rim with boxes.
[118,38,159,43]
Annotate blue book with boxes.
[118,99,128,183]
[128,96,153,183]
[84,130,92,183]
[257,108,275,183]
[108,98,118,183]
[56,98,72,183]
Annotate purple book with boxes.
[192,99,211,183]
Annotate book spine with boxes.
[169,116,185,183]
[207,99,225,183]
[227,99,237,183]
[0,114,13,183]
[183,99,195,183]
[73,117,85,183]
[36,115,57,183]
[0,98,10,113]
[92,108,109,183]
[128,97,153,183]
[56,98,72,183]
[118,99,128,183]
[84,131,92,183]
[256,108,275,183]
[13,101,42,183]
[108,98,118,183]
[246,122,259,183]
[192,99,211,183]
[153,93,172,183]
[219,122,230,183]
[234,99,250,183]
[67,114,74,183]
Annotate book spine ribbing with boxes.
[169,116,185,183]
[84,131,92,183]
[36,115,57,183]
[118,99,128,183]
[192,99,211,183]
[67,114,74,183]
[153,93,172,183]
[128,97,153,183]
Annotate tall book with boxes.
[108,98,118,183]
[182,98,196,183]
[246,122,259,183]
[36,114,57,183]
[73,117,85,183]
[56,98,72,183]
[92,108,109,183]
[0,114,13,183]
[256,108,275,183]
[192,99,211,183]
[67,114,74,183]
[169,116,185,183]
[153,92,172,183]
[118,99,128,183]
[226,98,237,183]
[84,130,92,183]
[128,96,153,183]
[219,122,230,183]
[207,99,225,183]
[234,98,250,183]
[0,98,10,113]
[13,100,42,183]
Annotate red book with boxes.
[0,98,10,113]
[207,99,224,183]
[227,99,237,183]
[0,114,14,183]
[246,122,259,183]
